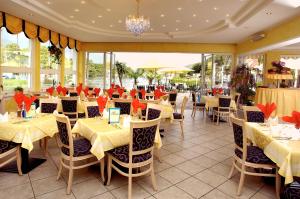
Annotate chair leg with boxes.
[179,121,184,138]
[16,146,22,176]
[275,167,281,199]
[100,158,105,183]
[106,156,112,186]
[191,107,195,117]
[228,160,235,178]
[57,159,63,180]
[156,149,162,163]
[128,167,132,199]
[217,114,220,125]
[237,166,246,196]
[67,162,74,195]
[150,162,157,191]
[212,112,215,122]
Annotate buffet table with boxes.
[255,88,300,117]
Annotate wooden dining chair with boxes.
[84,101,100,118]
[228,115,280,198]
[139,100,159,120]
[55,114,104,194]
[168,92,178,111]
[173,96,188,138]
[191,91,205,118]
[106,117,161,199]
[213,95,232,125]
[60,97,78,127]
[283,178,300,199]
[0,140,22,176]
[113,98,132,115]
[146,103,162,121]
[242,106,264,123]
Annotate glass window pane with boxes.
[64,47,77,86]
[213,54,232,88]
[85,52,104,88]
[2,73,31,90]
[41,74,58,88]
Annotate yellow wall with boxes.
[237,15,300,54]
[81,42,236,54]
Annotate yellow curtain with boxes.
[76,40,81,51]
[0,12,3,27]
[68,38,75,49]
[59,34,68,48]
[24,21,38,39]
[50,31,59,46]
[38,26,50,43]
[5,13,22,34]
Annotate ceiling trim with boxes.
[11,0,273,41]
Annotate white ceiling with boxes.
[0,0,300,43]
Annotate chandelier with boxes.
[126,0,150,36]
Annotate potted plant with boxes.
[14,86,24,94]
[48,45,62,65]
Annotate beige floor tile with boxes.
[111,183,150,199]
[61,168,98,185]
[257,185,277,198]
[208,163,232,177]
[202,142,222,150]
[158,167,190,184]
[251,192,275,199]
[173,149,201,159]
[176,160,206,175]
[137,174,172,194]
[161,153,186,166]
[35,188,75,199]
[72,178,107,199]
[189,145,212,154]
[32,175,66,196]
[29,164,58,181]
[217,180,257,199]
[176,177,214,198]
[90,192,116,199]
[0,172,30,189]
[204,151,229,162]
[202,189,234,199]
[195,169,228,187]
[154,186,194,199]
[153,161,172,173]
[106,175,129,191]
[0,183,34,199]
[162,143,183,153]
[191,155,218,168]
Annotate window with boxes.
[0,28,32,91]
[64,47,77,87]
[213,54,232,88]
[243,55,264,87]
[85,52,105,88]
[40,41,59,88]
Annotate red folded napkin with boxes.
[97,96,108,113]
[282,111,300,129]
[83,87,89,97]
[111,83,115,89]
[23,96,37,112]
[56,85,62,94]
[14,92,25,109]
[107,88,114,98]
[218,88,223,94]
[46,87,54,96]
[115,85,120,89]
[61,87,68,96]
[123,94,128,99]
[257,102,276,119]
[130,89,137,99]
[76,84,83,95]
[117,87,124,97]
[132,99,147,113]
[154,89,165,100]
[94,88,101,96]
[140,89,146,99]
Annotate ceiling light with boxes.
[118,20,122,23]
[46,1,51,5]
[226,14,230,17]
[69,15,74,18]
[198,0,203,2]
[162,24,166,27]
[106,8,111,12]
[265,10,272,15]
[28,13,33,16]
[193,14,196,17]
[109,24,113,28]
[91,20,95,24]
[175,28,179,31]
[150,28,154,31]
[160,14,165,17]
[175,19,181,23]
[177,7,182,11]
[188,24,192,28]
[126,0,150,36]
[213,7,218,10]
[205,19,210,23]
[98,15,102,18]
[74,9,79,12]
[81,0,86,4]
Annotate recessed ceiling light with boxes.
[205,19,210,23]
[80,0,86,4]
[193,14,196,17]
[177,7,182,11]
[213,7,218,11]
[150,28,154,31]
[28,13,34,16]
[160,14,165,17]
[46,1,51,5]
[69,15,74,18]
[175,19,181,23]
[109,24,113,27]
[175,28,179,31]
[188,24,192,27]
[98,15,102,18]
[265,10,272,15]
[118,19,122,23]
[106,8,111,12]
[162,24,166,27]
[91,20,95,24]
[74,8,79,12]
[226,14,230,17]
[198,0,203,2]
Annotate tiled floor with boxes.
[0,106,277,198]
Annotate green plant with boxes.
[115,61,128,87]
[14,86,24,93]
[127,68,144,85]
[48,45,62,64]
[144,70,156,85]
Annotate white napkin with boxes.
[267,116,278,127]
[0,112,9,122]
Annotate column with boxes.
[76,51,85,85]
[60,49,65,86]
[32,38,40,92]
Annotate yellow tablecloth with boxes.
[203,96,236,110]
[71,116,162,160]
[157,102,174,121]
[245,122,300,184]
[255,88,300,117]
[0,114,57,151]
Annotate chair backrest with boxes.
[191,92,196,103]
[129,117,161,163]
[84,101,100,118]
[112,93,120,99]
[230,115,247,161]
[234,93,241,104]
[180,96,189,115]
[243,106,264,123]
[69,92,78,97]
[55,114,74,156]
[60,97,78,121]
[138,91,143,100]
[218,96,232,108]
[40,98,58,113]
[168,92,177,102]
[113,98,132,115]
[146,103,162,120]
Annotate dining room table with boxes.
[0,113,57,173]
[203,95,236,110]
[71,115,162,160]
[245,122,300,184]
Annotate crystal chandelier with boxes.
[126,0,150,36]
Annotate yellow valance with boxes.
[0,12,80,50]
